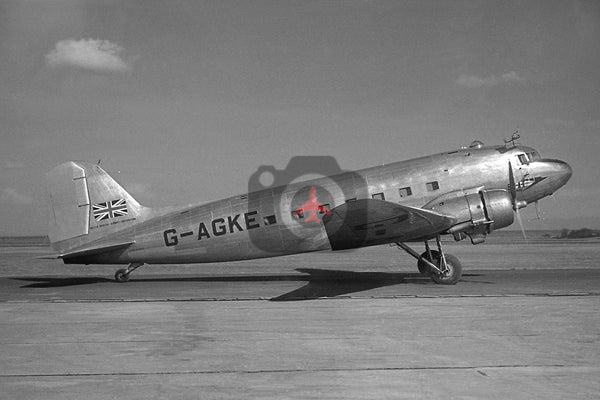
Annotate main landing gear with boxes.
[114,263,144,283]
[395,236,462,285]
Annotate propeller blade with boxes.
[508,161,517,206]
[515,208,528,241]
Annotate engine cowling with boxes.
[423,188,514,244]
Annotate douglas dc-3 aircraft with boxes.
[44,133,571,284]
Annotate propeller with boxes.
[508,161,528,240]
[515,206,527,240]
[508,161,517,206]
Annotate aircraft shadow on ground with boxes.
[12,270,483,301]
[14,277,114,288]
[271,269,427,301]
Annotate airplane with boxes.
[294,186,331,222]
[43,133,572,285]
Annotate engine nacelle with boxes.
[423,188,514,244]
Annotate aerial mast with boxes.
[504,129,521,149]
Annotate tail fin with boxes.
[46,162,148,252]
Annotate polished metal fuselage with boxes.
[67,143,571,265]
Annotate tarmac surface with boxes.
[1,265,599,399]
[0,268,599,302]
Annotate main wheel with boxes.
[430,254,462,285]
[417,250,440,275]
[114,269,130,283]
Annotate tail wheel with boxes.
[114,269,130,283]
[417,250,440,275]
[114,263,143,283]
[431,254,462,285]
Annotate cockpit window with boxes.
[518,151,541,165]
[518,154,529,164]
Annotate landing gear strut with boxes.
[395,236,462,285]
[114,263,144,283]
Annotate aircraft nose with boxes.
[553,160,572,188]
[521,159,572,204]
[539,159,573,192]
[560,161,573,185]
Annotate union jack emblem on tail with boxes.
[92,199,128,221]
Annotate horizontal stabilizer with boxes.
[37,240,134,260]
[322,199,456,250]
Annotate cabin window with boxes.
[372,192,385,200]
[264,215,277,225]
[399,187,412,197]
[426,181,439,191]
[318,203,330,214]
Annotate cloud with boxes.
[46,39,132,73]
[456,71,524,88]
[0,188,33,205]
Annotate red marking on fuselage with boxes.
[294,187,331,223]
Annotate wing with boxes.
[322,199,456,250]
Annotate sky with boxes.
[1,0,599,235]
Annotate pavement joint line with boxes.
[0,364,573,378]
[2,292,599,303]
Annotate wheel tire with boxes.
[114,269,130,283]
[417,250,440,275]
[431,254,462,285]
